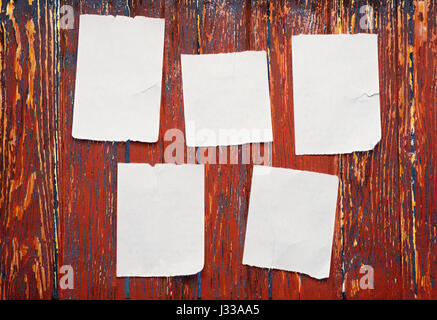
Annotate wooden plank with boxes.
[194,0,270,299]
[267,0,341,299]
[399,0,436,299]
[58,0,125,300]
[411,0,437,299]
[119,0,201,300]
[329,1,404,299]
[0,0,56,299]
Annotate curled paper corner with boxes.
[181,260,205,277]
[347,127,382,154]
[364,132,382,152]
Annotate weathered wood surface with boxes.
[0,0,435,299]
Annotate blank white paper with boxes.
[291,34,381,155]
[72,15,165,142]
[117,163,204,277]
[181,51,273,147]
[243,166,339,279]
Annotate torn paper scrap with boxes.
[181,51,273,147]
[243,166,339,279]
[117,163,204,277]
[72,15,164,142]
[291,34,381,155]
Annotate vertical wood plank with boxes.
[331,0,404,299]
[400,0,436,299]
[58,0,124,299]
[268,0,341,299]
[0,0,56,299]
[119,0,201,300]
[410,0,437,299]
[194,0,271,299]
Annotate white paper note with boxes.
[243,166,339,279]
[117,163,204,277]
[181,51,273,147]
[72,15,165,142]
[291,34,381,155]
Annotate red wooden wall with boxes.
[0,0,436,299]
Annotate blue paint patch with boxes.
[197,271,202,299]
[125,277,130,300]
[125,140,130,163]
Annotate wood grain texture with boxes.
[1,0,435,299]
[1,0,57,299]
[399,0,437,299]
[333,0,404,299]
